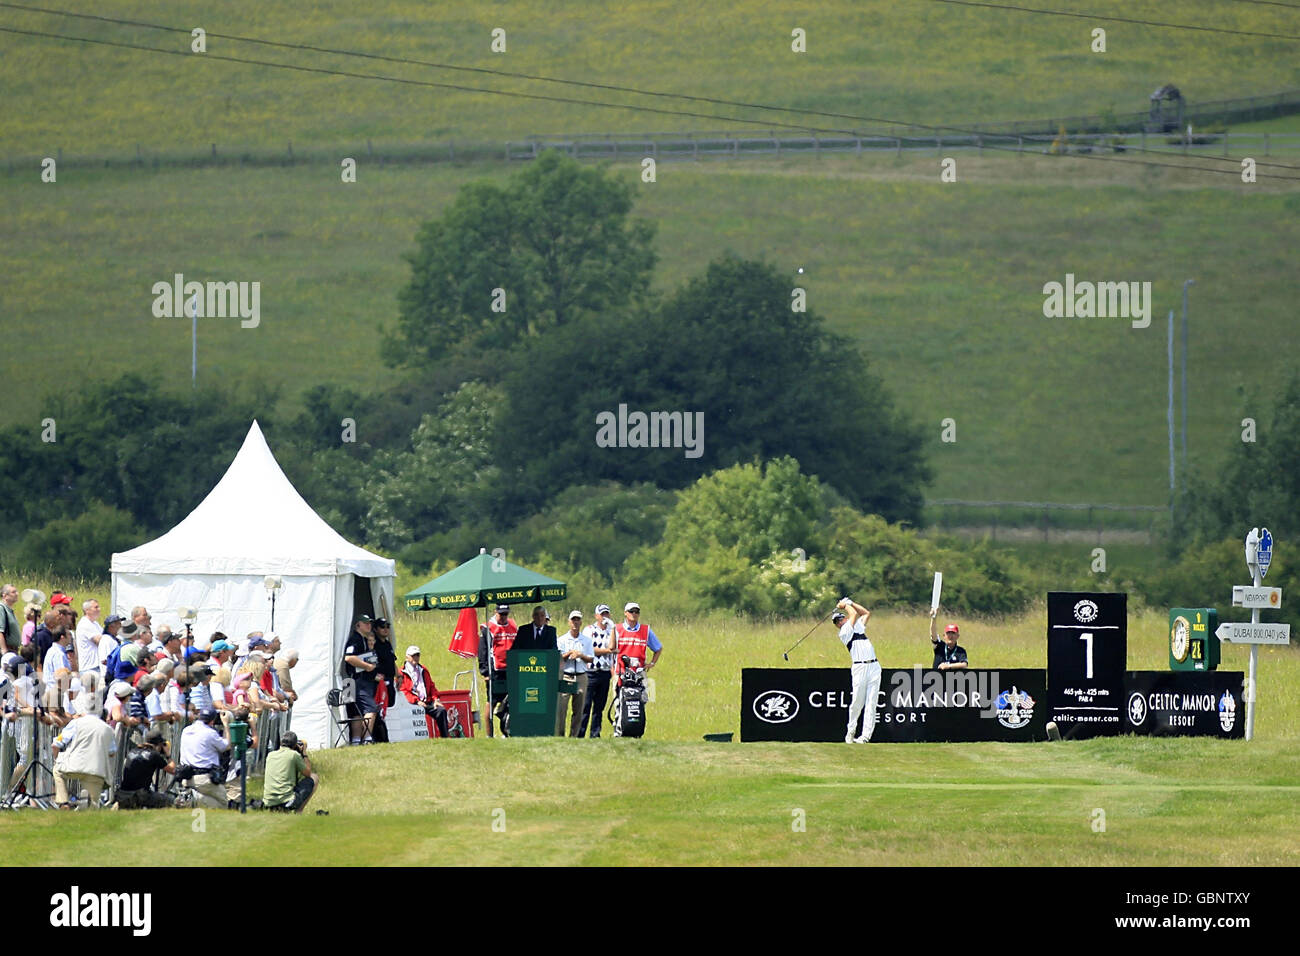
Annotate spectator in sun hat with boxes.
[107,680,138,728]
[400,646,450,738]
[929,608,968,671]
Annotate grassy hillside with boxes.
[3,0,1298,156]
[2,153,1296,506]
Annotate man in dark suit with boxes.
[511,606,557,651]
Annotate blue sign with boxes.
[1258,528,1273,579]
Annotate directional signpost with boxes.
[1218,527,1290,740]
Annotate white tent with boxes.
[110,421,395,749]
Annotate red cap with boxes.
[50,592,71,606]
[944,624,959,635]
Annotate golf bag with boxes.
[608,655,647,738]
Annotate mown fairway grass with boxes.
[3,588,1296,866]
[2,153,1296,506]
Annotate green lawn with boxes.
[5,736,1297,866]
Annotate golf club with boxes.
[782,612,833,660]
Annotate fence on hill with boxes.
[924,498,1168,545]
[8,88,1300,173]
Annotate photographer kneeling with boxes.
[261,732,318,813]
[115,728,177,809]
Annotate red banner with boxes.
[448,606,480,659]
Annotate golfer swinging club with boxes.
[833,597,881,743]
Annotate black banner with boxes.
[741,668,1048,742]
[1047,591,1128,738]
[1121,671,1245,738]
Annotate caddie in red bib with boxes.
[614,602,662,680]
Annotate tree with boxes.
[386,151,657,364]
[1175,371,1300,547]
[362,382,505,550]
[494,254,930,522]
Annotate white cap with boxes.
[568,610,583,620]
[624,602,640,612]
[595,604,611,615]
[405,645,421,657]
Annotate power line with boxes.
[3,22,1298,180]
[925,0,1300,40]
[1221,0,1300,10]
[5,2,1300,172]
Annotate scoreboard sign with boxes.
[1047,592,1127,738]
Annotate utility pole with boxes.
[1180,279,1194,473]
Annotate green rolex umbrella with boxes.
[405,549,566,737]
[404,549,567,612]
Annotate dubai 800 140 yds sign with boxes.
[1047,592,1128,738]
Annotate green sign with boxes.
[1169,607,1219,672]
[506,649,559,736]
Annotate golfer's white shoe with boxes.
[845,732,854,743]
[853,736,871,743]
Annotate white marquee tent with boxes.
[110,421,396,749]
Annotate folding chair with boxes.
[325,688,354,748]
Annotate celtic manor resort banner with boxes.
[741,668,1049,743]
[742,668,1245,742]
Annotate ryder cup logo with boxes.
[994,686,1035,729]
[1073,599,1100,624]
[753,690,799,724]
[1218,691,1237,732]
[1127,692,1148,727]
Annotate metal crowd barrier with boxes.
[0,699,293,808]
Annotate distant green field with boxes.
[3,153,1296,507]
[3,0,1298,156]
[2,600,1295,866]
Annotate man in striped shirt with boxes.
[579,604,616,738]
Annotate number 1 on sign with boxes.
[1079,632,1094,679]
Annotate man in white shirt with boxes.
[179,710,230,808]
[556,611,593,737]
[42,628,72,687]
[75,600,104,676]
[834,597,882,744]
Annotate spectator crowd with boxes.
[0,584,316,813]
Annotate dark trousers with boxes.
[486,669,508,737]
[579,670,612,737]
[425,703,450,738]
